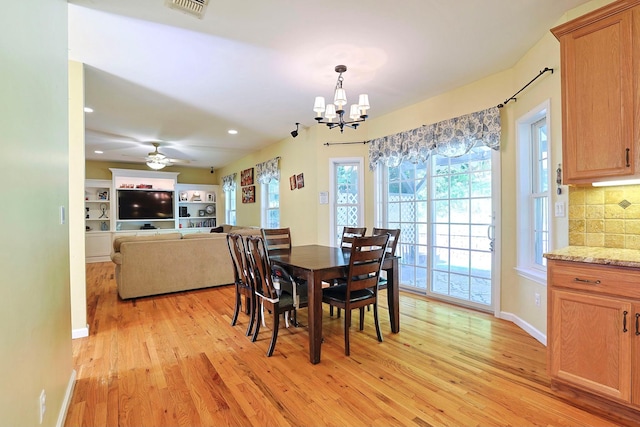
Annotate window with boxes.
[516,101,550,282]
[262,179,279,228]
[225,186,236,225]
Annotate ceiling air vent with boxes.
[165,0,209,19]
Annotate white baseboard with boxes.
[499,311,547,346]
[72,325,89,339]
[57,369,77,427]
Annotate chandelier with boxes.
[313,65,370,133]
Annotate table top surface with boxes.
[269,245,349,271]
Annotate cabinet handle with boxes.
[623,311,628,333]
[573,277,601,285]
[636,313,639,336]
[626,148,630,167]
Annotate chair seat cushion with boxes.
[322,284,374,303]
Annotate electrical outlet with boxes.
[39,389,46,424]
[535,293,541,307]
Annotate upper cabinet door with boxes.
[552,1,639,184]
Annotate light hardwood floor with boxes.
[65,262,627,427]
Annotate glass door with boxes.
[331,159,364,246]
[430,144,494,309]
[383,142,496,311]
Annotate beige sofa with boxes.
[110,225,260,299]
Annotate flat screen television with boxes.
[117,190,174,220]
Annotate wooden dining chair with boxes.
[322,234,389,356]
[329,226,367,317]
[245,235,308,357]
[226,233,256,336]
[261,227,306,311]
[261,227,292,254]
[340,226,367,249]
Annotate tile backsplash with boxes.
[569,185,640,249]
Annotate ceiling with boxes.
[68,0,591,170]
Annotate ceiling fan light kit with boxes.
[146,143,172,170]
[313,65,370,133]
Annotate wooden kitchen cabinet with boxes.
[551,0,640,184]
[547,259,640,416]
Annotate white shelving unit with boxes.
[176,183,218,231]
[111,168,179,231]
[84,169,219,261]
[85,179,113,262]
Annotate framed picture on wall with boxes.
[289,175,297,190]
[242,185,255,203]
[296,173,305,189]
[241,168,254,186]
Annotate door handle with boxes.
[623,310,628,333]
[636,313,639,336]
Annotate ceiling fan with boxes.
[145,142,185,170]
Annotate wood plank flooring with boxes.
[65,262,627,426]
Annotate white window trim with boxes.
[329,157,365,247]
[515,99,551,285]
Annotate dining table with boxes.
[269,244,400,364]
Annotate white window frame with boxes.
[329,157,365,247]
[261,179,280,228]
[225,186,236,225]
[515,100,551,284]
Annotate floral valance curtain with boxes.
[368,106,501,170]
[255,157,280,184]
[222,173,237,192]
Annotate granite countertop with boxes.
[544,246,640,268]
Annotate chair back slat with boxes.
[340,226,367,249]
[261,227,292,252]
[372,228,400,256]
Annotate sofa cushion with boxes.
[210,226,224,233]
[182,233,225,240]
[113,232,182,252]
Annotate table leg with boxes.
[308,271,323,364]
[386,257,400,333]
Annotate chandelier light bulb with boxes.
[349,104,360,121]
[334,88,347,110]
[358,94,370,113]
[324,104,337,121]
[313,96,326,115]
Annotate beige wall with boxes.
[69,61,88,337]
[215,0,618,343]
[86,160,216,185]
[0,0,74,425]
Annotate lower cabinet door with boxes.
[85,233,112,261]
[550,289,632,402]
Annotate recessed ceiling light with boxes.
[228,129,238,135]
[84,107,94,113]
[94,150,103,154]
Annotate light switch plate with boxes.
[554,202,565,217]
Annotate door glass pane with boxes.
[334,162,361,243]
